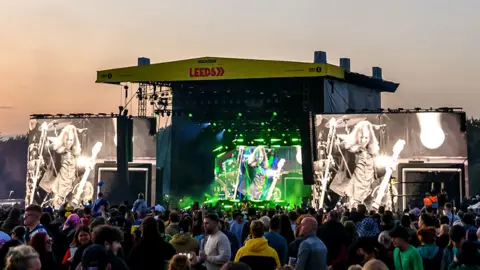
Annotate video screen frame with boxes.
[313,112,467,210]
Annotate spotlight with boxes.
[418,113,445,149]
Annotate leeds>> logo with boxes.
[189,67,225,77]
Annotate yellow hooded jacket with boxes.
[234,237,280,269]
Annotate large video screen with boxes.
[132,118,156,159]
[314,112,467,209]
[214,146,308,205]
[26,117,116,208]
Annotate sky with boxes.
[0,0,479,134]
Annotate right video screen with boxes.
[313,112,467,208]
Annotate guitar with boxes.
[371,139,405,210]
[265,159,286,200]
[70,142,102,207]
[29,122,51,205]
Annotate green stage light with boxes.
[254,138,265,142]
[273,112,278,116]
[213,146,223,152]
[213,122,217,126]
[281,133,285,137]
[271,138,281,142]
[291,138,299,142]
[188,113,193,118]
[237,113,242,117]
[261,122,265,126]
[236,138,244,143]
[283,140,287,144]
[227,129,232,132]
[268,128,271,132]
[240,134,244,137]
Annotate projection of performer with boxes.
[333,120,380,207]
[48,125,82,208]
[244,146,269,200]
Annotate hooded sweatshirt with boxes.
[234,237,280,270]
[169,233,199,254]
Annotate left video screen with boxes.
[26,117,117,208]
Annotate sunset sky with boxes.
[0,1,479,134]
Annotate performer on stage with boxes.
[244,146,269,200]
[49,124,81,208]
[333,120,380,207]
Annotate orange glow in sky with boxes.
[0,1,479,134]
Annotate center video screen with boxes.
[214,146,309,205]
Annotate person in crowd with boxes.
[259,216,270,231]
[168,254,192,270]
[288,214,312,259]
[170,217,199,254]
[241,209,258,245]
[437,224,450,249]
[444,202,461,226]
[356,217,380,239]
[158,217,173,242]
[416,226,442,269]
[128,216,176,270]
[230,211,246,246]
[235,220,280,269]
[29,232,56,270]
[62,213,80,244]
[448,240,480,270]
[131,193,149,214]
[288,211,298,232]
[389,225,424,270]
[91,225,128,270]
[0,225,26,270]
[24,204,48,242]
[166,211,181,236]
[279,214,295,245]
[80,244,111,270]
[92,192,108,217]
[295,217,327,270]
[80,207,92,227]
[264,215,288,265]
[4,245,41,270]
[317,210,349,268]
[200,214,231,270]
[221,262,252,270]
[0,208,21,234]
[362,259,389,270]
[61,226,91,267]
[219,219,239,260]
[441,225,467,270]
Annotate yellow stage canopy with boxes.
[96,57,345,84]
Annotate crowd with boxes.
[0,192,479,270]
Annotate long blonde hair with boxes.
[52,124,81,156]
[343,120,379,154]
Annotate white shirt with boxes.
[203,230,231,270]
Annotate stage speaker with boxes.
[149,117,157,136]
[156,167,164,204]
[299,109,315,185]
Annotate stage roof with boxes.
[96,56,399,92]
[96,57,344,83]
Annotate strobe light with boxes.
[417,113,445,149]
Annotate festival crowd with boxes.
[0,192,479,270]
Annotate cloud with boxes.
[0,106,14,110]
